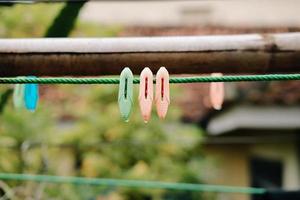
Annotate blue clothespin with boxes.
[24,76,39,112]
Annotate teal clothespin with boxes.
[24,76,39,112]
[13,77,25,109]
[118,68,134,122]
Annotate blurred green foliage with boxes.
[0,3,121,38]
[0,3,205,200]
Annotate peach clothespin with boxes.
[155,67,170,119]
[210,73,224,110]
[139,67,154,123]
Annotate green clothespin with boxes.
[118,68,134,122]
[13,77,25,109]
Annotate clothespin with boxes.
[139,67,154,123]
[13,77,25,109]
[210,73,224,110]
[118,68,134,122]
[24,76,39,112]
[155,67,170,119]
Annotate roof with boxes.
[207,105,300,135]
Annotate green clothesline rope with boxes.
[0,173,266,194]
[0,74,299,84]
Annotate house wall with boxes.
[203,144,250,200]
[203,141,300,200]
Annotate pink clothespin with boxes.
[155,67,170,119]
[139,67,154,123]
[210,73,224,110]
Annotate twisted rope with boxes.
[0,74,299,84]
[0,173,266,194]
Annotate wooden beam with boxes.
[0,33,300,76]
[3,0,215,3]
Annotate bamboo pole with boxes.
[0,33,300,76]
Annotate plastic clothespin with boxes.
[24,76,39,112]
[139,67,154,123]
[155,67,170,119]
[13,77,25,109]
[210,73,224,110]
[118,68,134,122]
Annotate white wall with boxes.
[80,0,300,27]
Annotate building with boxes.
[179,80,300,200]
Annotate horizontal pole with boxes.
[0,33,300,76]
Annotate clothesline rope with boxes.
[0,74,299,84]
[0,173,266,194]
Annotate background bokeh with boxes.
[0,1,300,200]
